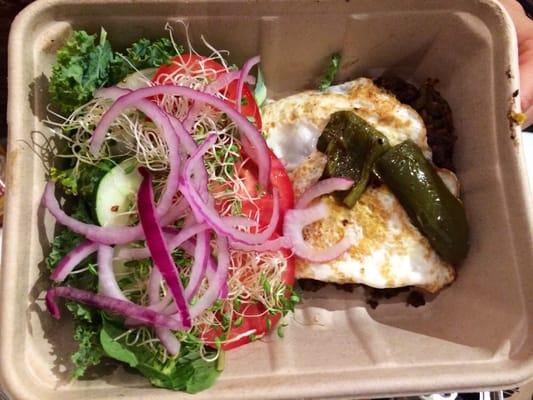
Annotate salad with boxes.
[43,24,469,393]
[44,26,306,392]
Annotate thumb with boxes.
[519,38,533,127]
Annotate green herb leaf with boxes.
[318,52,341,91]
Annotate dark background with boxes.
[1,0,34,141]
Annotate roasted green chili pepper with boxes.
[317,111,390,207]
[374,140,469,264]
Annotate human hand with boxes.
[501,0,533,126]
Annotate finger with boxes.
[523,105,533,128]
[518,38,533,113]
[500,0,533,42]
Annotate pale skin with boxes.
[500,0,533,126]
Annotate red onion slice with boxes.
[184,231,209,301]
[229,235,292,252]
[50,240,98,282]
[222,216,258,228]
[180,134,280,245]
[43,182,144,245]
[236,56,260,113]
[115,223,209,261]
[189,235,230,318]
[91,88,181,219]
[91,85,270,188]
[146,268,181,356]
[296,177,354,209]
[147,268,162,306]
[46,287,182,330]
[137,168,192,329]
[283,202,353,263]
[43,182,186,246]
[181,240,227,298]
[182,70,255,131]
[165,236,229,318]
[155,327,180,356]
[209,70,255,93]
[97,245,129,301]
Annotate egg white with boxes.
[262,78,457,293]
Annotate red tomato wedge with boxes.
[152,54,262,129]
[203,154,295,351]
[154,54,294,351]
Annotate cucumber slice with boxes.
[96,159,142,227]
[117,68,157,91]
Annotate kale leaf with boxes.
[49,29,114,115]
[50,159,115,204]
[71,315,105,379]
[50,30,181,115]
[109,38,180,84]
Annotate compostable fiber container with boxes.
[2,0,533,399]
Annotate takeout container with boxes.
[2,0,532,398]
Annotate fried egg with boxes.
[263,78,457,293]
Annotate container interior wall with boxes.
[3,1,532,399]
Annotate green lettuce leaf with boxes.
[100,318,220,393]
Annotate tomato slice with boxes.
[153,54,226,83]
[152,54,262,129]
[205,249,295,351]
[153,54,290,351]
[241,150,293,231]
[203,151,295,351]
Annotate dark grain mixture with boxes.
[374,74,456,171]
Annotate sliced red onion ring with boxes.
[97,86,211,210]
[184,231,209,301]
[91,85,270,188]
[146,268,180,356]
[43,184,186,246]
[115,223,209,261]
[209,70,255,93]
[46,287,182,330]
[155,327,180,356]
[165,236,229,318]
[236,56,260,113]
[97,245,129,301]
[137,168,191,329]
[283,202,353,263]
[182,70,255,131]
[43,182,143,245]
[92,88,180,219]
[50,240,98,282]
[147,267,162,305]
[189,235,230,318]
[296,177,354,209]
[180,241,226,296]
[222,216,258,228]
[180,135,280,245]
[229,235,292,252]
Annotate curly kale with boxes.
[49,29,180,114]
